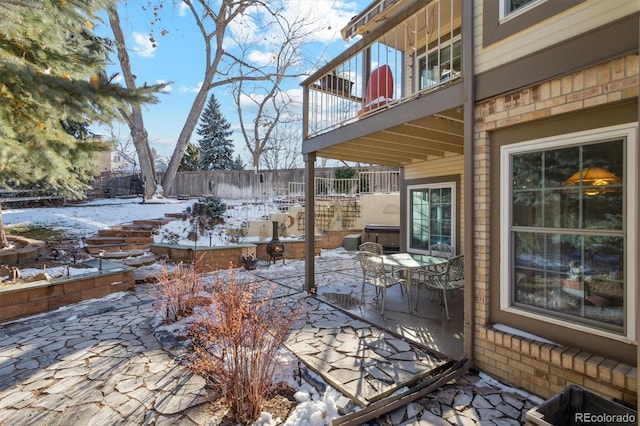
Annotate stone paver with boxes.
[0,290,209,425]
[0,258,544,425]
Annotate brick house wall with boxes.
[473,54,638,404]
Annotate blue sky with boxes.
[96,1,369,165]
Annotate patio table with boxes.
[378,252,448,311]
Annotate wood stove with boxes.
[266,221,285,265]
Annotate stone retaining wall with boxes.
[0,268,134,322]
[150,230,359,272]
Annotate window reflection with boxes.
[409,184,454,253]
[510,139,625,333]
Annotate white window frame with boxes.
[406,182,457,255]
[499,123,637,343]
[499,0,545,22]
[415,37,462,93]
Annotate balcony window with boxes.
[500,125,637,339]
[417,39,461,92]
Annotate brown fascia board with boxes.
[475,13,640,102]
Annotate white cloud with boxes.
[248,50,276,67]
[178,2,189,17]
[178,82,203,94]
[239,92,265,108]
[156,79,172,93]
[132,32,156,58]
[281,0,360,44]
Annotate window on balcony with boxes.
[408,183,456,254]
[483,0,582,46]
[500,0,540,19]
[417,39,461,92]
[500,125,637,339]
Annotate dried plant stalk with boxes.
[155,263,204,323]
[187,267,300,424]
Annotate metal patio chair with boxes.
[357,251,407,315]
[428,243,454,259]
[416,254,464,320]
[358,241,407,296]
[358,242,384,254]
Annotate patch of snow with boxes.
[282,387,341,426]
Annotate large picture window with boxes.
[408,183,456,254]
[500,125,636,338]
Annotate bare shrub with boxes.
[155,263,204,323]
[186,267,300,424]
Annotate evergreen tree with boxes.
[178,143,200,171]
[0,0,160,247]
[231,154,246,171]
[196,95,236,170]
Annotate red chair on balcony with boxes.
[358,65,394,118]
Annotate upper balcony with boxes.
[302,0,465,166]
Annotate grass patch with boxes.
[6,224,66,241]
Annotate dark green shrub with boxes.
[187,196,226,235]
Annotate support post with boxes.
[462,0,475,364]
[304,152,317,294]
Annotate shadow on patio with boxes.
[254,249,464,361]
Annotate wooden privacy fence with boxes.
[163,167,399,199]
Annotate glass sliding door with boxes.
[408,183,456,254]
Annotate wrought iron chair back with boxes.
[357,251,405,315]
[428,243,454,259]
[358,242,384,255]
[418,254,464,320]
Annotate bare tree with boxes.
[160,0,265,193]
[107,5,162,198]
[260,123,302,170]
[232,7,317,173]
[107,0,329,193]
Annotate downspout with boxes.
[462,0,475,365]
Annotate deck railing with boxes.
[304,0,462,138]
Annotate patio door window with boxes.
[500,124,637,339]
[408,183,455,253]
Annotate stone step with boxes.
[84,242,151,254]
[97,229,153,238]
[101,250,146,259]
[164,212,190,219]
[118,253,159,267]
[84,236,154,245]
[110,224,156,231]
[132,218,171,228]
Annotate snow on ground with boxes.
[1,197,542,425]
[2,196,348,425]
[2,197,193,239]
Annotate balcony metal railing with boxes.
[283,170,400,204]
[304,0,462,139]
